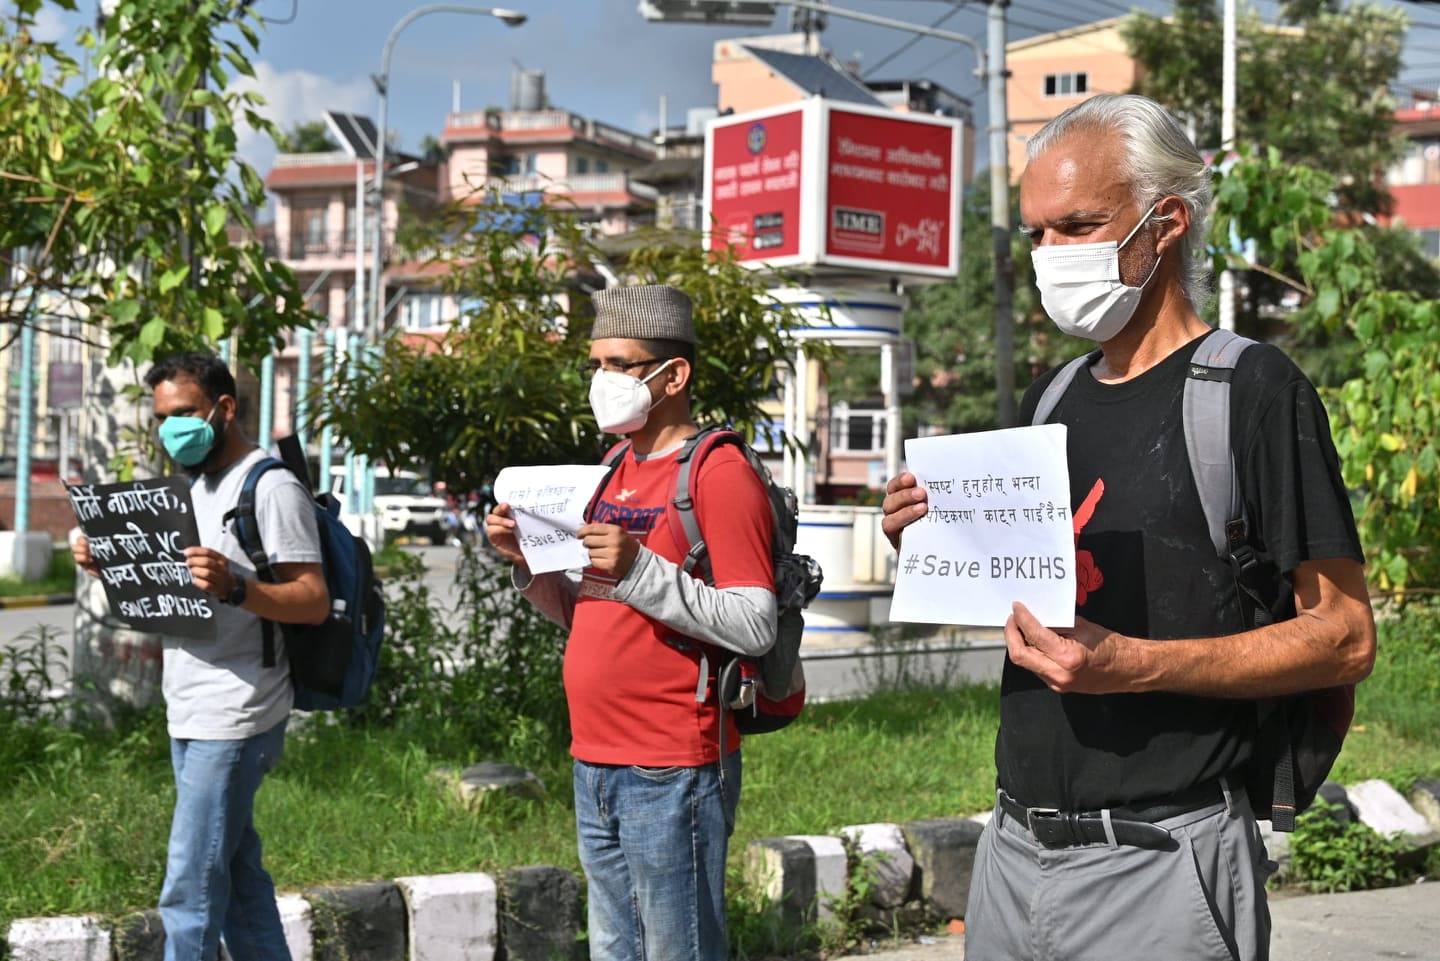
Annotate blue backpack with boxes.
[226,441,385,711]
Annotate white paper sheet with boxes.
[889,424,1075,628]
[492,464,612,575]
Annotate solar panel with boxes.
[324,111,379,162]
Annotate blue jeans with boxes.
[574,752,741,961]
[160,721,290,961]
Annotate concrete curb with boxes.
[6,778,1440,960]
[0,592,74,609]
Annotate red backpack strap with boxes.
[586,440,632,522]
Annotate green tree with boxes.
[828,173,1064,435]
[1124,0,1406,215]
[317,195,827,491]
[1213,147,1440,595]
[0,0,312,367]
[274,120,341,153]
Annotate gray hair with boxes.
[1026,94,1213,308]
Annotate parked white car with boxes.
[330,466,448,545]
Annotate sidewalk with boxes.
[859,881,1440,960]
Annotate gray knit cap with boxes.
[590,284,695,344]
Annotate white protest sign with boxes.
[890,424,1075,628]
[493,465,612,574]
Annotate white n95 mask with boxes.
[1031,202,1162,342]
[588,360,676,435]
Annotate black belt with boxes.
[997,780,1227,851]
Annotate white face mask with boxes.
[588,360,676,434]
[1030,202,1162,342]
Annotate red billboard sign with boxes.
[704,99,962,279]
[823,108,955,271]
[708,107,804,261]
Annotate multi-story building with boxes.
[440,72,659,237]
[1386,88,1440,260]
[1005,17,1139,184]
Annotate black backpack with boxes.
[599,428,824,739]
[226,436,386,711]
[1032,328,1354,831]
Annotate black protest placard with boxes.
[67,477,216,641]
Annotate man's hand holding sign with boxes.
[884,424,1136,694]
[489,465,613,575]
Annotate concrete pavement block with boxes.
[396,873,497,961]
[787,834,848,922]
[306,881,407,961]
[498,865,583,961]
[6,916,110,961]
[744,837,817,935]
[110,910,164,961]
[1347,779,1434,840]
[839,822,915,909]
[902,818,985,921]
[1408,779,1440,833]
[277,893,314,961]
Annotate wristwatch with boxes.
[224,575,248,607]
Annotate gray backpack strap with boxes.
[1031,352,1099,426]
[671,428,729,583]
[1183,329,1257,558]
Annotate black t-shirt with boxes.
[996,330,1363,810]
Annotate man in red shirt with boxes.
[486,284,777,961]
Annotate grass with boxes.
[0,681,1002,927]
[2,600,1437,932]
[0,549,76,598]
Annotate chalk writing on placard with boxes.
[67,477,215,641]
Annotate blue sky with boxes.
[8,1,1440,181]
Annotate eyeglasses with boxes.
[577,357,668,378]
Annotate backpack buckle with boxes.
[1228,542,1259,578]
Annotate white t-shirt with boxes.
[162,447,323,740]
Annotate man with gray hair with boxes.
[882,94,1375,958]
[486,284,777,961]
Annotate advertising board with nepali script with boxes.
[704,99,962,280]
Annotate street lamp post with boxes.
[368,5,527,348]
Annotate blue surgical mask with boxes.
[158,405,222,468]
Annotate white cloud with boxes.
[228,60,372,173]
[0,1,73,42]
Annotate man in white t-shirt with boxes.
[73,352,328,961]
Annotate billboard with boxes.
[708,106,804,261]
[704,99,962,279]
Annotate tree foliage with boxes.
[274,120,340,154]
[1213,148,1440,595]
[316,194,829,491]
[1123,0,1406,215]
[0,0,313,366]
[828,173,1067,435]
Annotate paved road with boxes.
[858,881,1440,961]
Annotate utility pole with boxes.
[1218,0,1237,331]
[988,0,1015,427]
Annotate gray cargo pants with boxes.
[963,784,1276,961]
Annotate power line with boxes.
[861,2,977,78]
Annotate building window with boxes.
[829,404,886,454]
[294,205,327,253]
[596,160,609,174]
[575,156,589,174]
[1419,228,1440,261]
[1044,72,1089,98]
[401,293,445,330]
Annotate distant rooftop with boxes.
[742,45,885,107]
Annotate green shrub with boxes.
[354,547,570,761]
[1288,801,1410,893]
